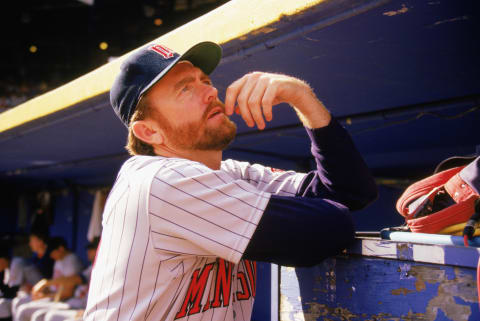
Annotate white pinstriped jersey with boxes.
[84,155,306,321]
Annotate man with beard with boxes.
[84,42,377,321]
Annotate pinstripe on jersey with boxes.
[84,155,306,321]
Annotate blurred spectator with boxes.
[0,79,50,112]
[10,229,54,319]
[14,237,83,321]
[26,237,100,321]
[0,237,42,321]
[28,232,54,280]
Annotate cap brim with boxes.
[140,41,222,96]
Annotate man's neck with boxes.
[37,246,46,258]
[58,251,70,261]
[154,147,223,170]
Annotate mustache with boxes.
[203,100,226,119]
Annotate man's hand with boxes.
[31,275,82,301]
[32,279,51,300]
[225,72,331,130]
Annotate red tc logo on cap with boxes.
[150,45,174,59]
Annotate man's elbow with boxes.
[362,183,379,208]
[347,182,378,211]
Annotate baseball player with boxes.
[0,239,43,319]
[84,41,377,321]
[14,237,84,321]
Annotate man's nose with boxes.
[202,83,218,104]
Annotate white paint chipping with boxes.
[413,244,445,265]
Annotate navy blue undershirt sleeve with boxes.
[242,119,377,266]
[298,119,378,210]
[243,195,354,267]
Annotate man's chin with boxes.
[197,119,237,151]
[219,118,237,146]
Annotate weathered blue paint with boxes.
[251,262,273,321]
[281,238,479,320]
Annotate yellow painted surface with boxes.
[438,223,480,236]
[0,0,325,133]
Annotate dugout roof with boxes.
[0,0,479,188]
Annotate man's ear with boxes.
[131,120,165,146]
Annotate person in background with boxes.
[0,238,43,321]
[28,232,54,281]
[27,237,100,321]
[11,231,54,318]
[14,237,83,321]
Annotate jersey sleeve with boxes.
[147,158,271,264]
[221,159,306,196]
[222,119,377,211]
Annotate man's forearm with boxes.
[298,119,378,210]
[287,79,332,129]
[243,195,354,267]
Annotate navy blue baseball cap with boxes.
[110,41,222,127]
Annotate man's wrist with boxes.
[291,87,331,129]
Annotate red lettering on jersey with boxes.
[175,263,214,319]
[236,271,251,301]
[211,259,233,308]
[202,293,211,312]
[270,167,285,173]
[150,44,174,59]
[244,260,257,298]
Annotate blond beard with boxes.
[161,100,237,151]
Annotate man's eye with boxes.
[181,85,191,92]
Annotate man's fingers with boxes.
[261,82,277,122]
[235,75,258,127]
[248,77,270,129]
[225,77,246,116]
[226,72,293,129]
